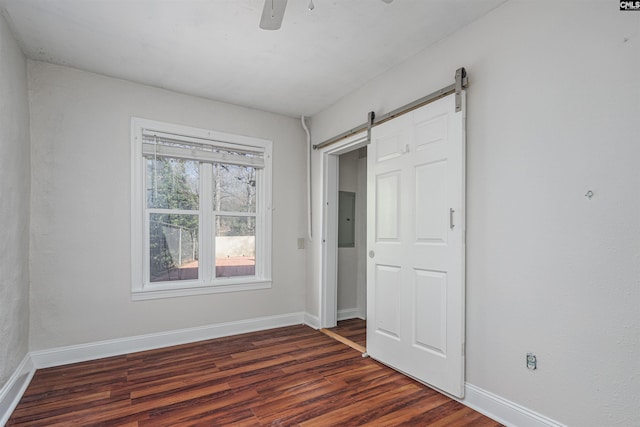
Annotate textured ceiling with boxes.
[0,0,506,117]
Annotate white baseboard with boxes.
[461,383,566,427]
[337,308,360,321]
[304,312,320,329]
[0,354,35,427]
[30,312,306,369]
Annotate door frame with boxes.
[319,132,368,328]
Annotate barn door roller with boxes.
[455,67,467,112]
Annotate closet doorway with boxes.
[319,134,368,352]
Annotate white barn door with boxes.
[366,92,466,397]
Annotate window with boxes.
[131,118,272,300]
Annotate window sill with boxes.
[132,279,272,301]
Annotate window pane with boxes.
[146,157,199,210]
[213,163,256,213]
[215,216,255,278]
[150,214,199,282]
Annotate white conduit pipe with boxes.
[301,116,312,240]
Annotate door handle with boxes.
[369,250,375,258]
[449,208,455,230]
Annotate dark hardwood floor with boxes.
[8,325,501,426]
[327,318,367,348]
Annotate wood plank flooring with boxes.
[8,325,502,426]
[327,318,367,349]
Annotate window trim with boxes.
[131,117,272,300]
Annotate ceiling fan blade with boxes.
[260,0,288,30]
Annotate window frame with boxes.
[131,117,272,300]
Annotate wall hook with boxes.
[585,190,594,200]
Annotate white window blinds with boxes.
[142,130,265,168]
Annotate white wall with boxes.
[308,1,640,426]
[0,12,30,389]
[28,61,307,351]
